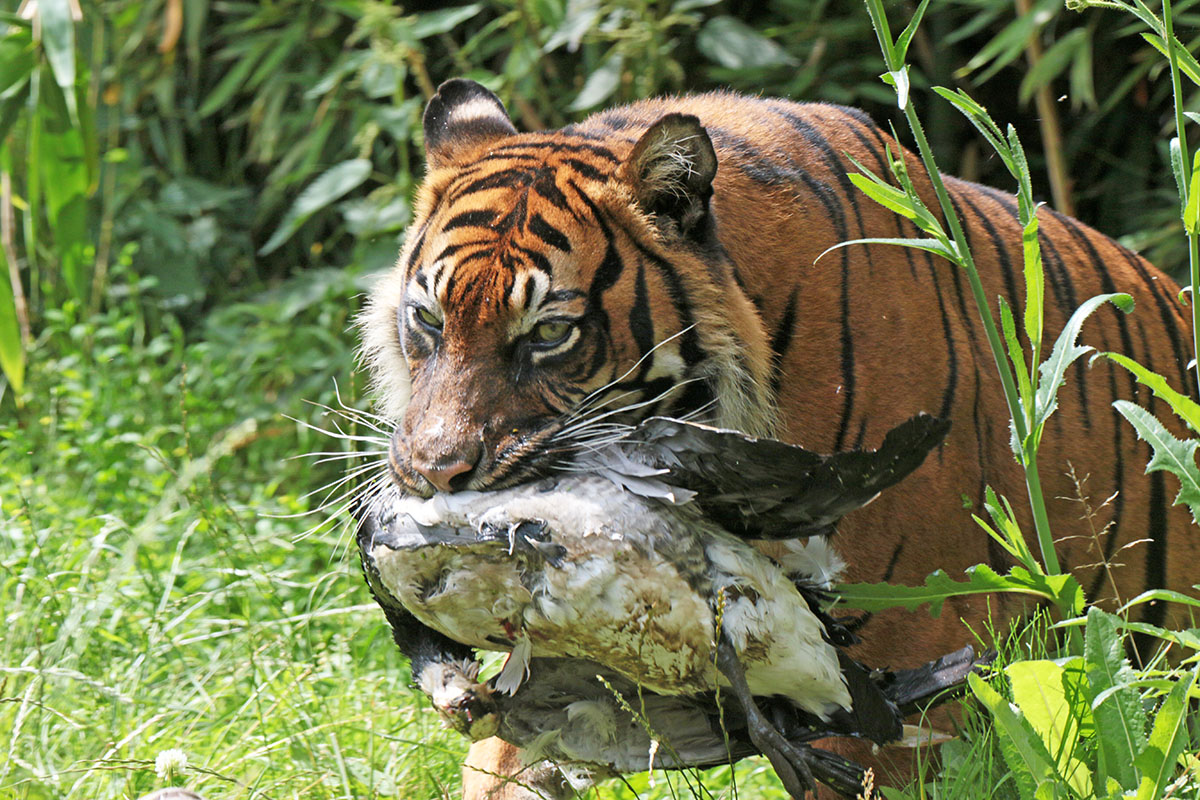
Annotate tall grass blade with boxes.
[0,243,22,390]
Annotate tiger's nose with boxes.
[411,445,482,493]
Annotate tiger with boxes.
[358,79,1197,798]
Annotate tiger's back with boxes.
[363,82,1197,798]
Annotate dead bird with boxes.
[356,412,983,797]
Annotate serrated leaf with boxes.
[1133,669,1197,800]
[837,563,1072,617]
[259,158,372,256]
[697,16,797,70]
[1099,351,1200,434]
[1115,400,1200,523]
[1084,607,1146,791]
[1033,293,1133,430]
[569,50,623,112]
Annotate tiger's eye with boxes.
[414,306,442,330]
[532,321,571,345]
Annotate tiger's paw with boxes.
[416,659,500,741]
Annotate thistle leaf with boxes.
[1114,400,1200,524]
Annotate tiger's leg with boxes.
[462,738,586,800]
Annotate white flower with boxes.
[154,749,188,780]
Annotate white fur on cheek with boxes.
[357,263,413,422]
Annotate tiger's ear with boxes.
[423,79,518,170]
[623,114,717,238]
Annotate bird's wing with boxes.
[633,413,951,539]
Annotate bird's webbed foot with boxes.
[714,636,816,799]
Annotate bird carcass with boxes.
[357,413,984,797]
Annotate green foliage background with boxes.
[3,0,1199,798]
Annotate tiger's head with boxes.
[360,80,775,496]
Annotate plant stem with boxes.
[1162,0,1200,395]
[866,0,1061,576]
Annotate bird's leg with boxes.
[714,635,816,799]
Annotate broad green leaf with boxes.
[1100,351,1200,434]
[816,237,958,267]
[1114,400,1200,524]
[1007,659,1093,797]
[569,50,623,112]
[259,159,372,256]
[1133,669,1197,800]
[1083,607,1146,791]
[411,4,484,39]
[0,243,24,392]
[1033,293,1134,430]
[970,672,1059,799]
[697,16,797,70]
[37,0,76,121]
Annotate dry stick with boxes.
[1,171,31,345]
[1016,0,1076,217]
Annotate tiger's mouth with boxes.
[387,418,570,498]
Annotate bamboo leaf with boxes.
[1033,293,1134,430]
[0,243,24,392]
[1186,149,1200,232]
[259,158,372,256]
[569,50,624,112]
[37,0,76,121]
[697,16,797,70]
[1113,400,1200,524]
